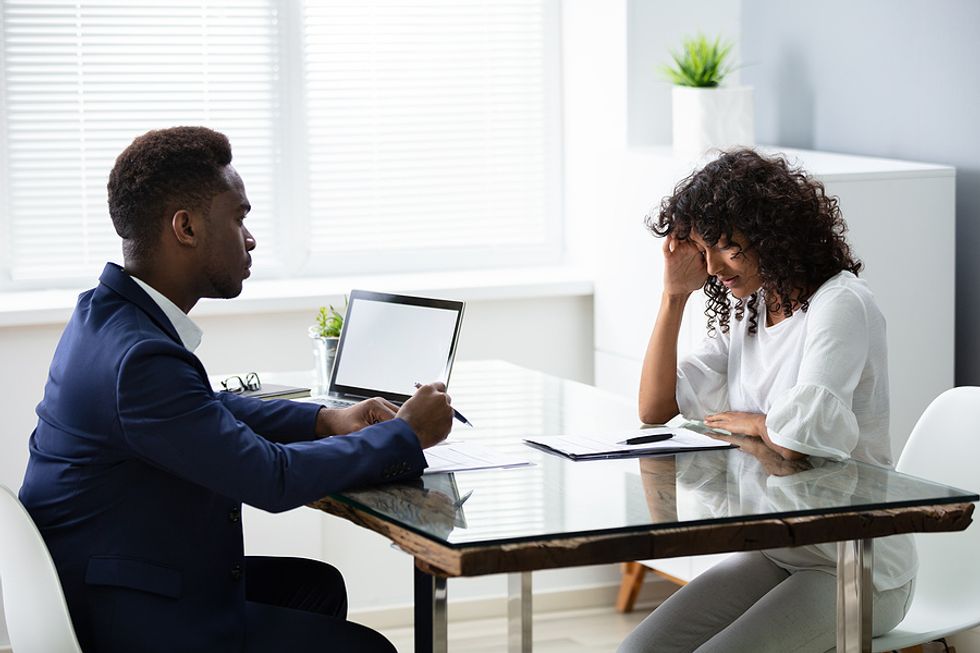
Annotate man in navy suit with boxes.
[19,126,454,652]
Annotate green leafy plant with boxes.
[313,300,346,338]
[661,34,734,88]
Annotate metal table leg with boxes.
[507,571,532,652]
[837,538,873,653]
[414,564,448,653]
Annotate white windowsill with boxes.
[0,265,595,328]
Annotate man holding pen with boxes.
[20,126,454,653]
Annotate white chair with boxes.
[0,484,83,653]
[872,386,980,652]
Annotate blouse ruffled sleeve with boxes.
[765,287,871,459]
[676,331,730,419]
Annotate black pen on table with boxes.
[619,432,673,446]
[413,382,474,427]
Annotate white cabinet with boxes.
[594,146,955,458]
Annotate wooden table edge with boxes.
[310,498,974,578]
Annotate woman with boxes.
[619,149,915,653]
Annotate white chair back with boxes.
[0,484,83,653]
[872,386,980,650]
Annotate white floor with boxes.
[374,600,980,653]
[377,604,658,653]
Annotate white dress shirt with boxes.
[129,274,203,352]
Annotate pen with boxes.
[451,407,473,427]
[413,382,474,427]
[619,433,674,446]
[453,489,474,509]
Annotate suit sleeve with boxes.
[115,340,427,512]
[216,392,321,443]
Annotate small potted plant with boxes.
[308,300,346,390]
[663,34,754,159]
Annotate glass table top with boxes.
[289,362,979,548]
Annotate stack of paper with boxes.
[423,441,534,474]
[524,425,733,461]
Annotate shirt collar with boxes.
[129,275,203,352]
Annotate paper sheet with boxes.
[423,441,533,474]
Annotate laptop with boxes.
[315,289,465,408]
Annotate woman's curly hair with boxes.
[647,148,861,335]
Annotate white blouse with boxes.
[675,271,916,591]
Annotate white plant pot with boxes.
[671,85,755,160]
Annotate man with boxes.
[19,126,453,652]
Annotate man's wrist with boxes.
[315,406,338,437]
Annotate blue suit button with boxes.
[230,564,243,581]
[229,509,241,523]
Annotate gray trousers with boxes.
[618,551,913,653]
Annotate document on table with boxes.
[523,424,734,461]
[423,441,534,475]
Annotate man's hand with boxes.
[316,397,399,437]
[397,382,453,449]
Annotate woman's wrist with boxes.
[661,289,692,307]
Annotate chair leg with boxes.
[615,562,647,613]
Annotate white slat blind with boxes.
[0,0,559,289]
[300,0,560,274]
[0,0,282,285]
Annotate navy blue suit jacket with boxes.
[20,263,427,653]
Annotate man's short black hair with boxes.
[107,126,233,260]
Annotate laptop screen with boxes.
[328,289,465,403]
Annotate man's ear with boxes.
[171,209,202,247]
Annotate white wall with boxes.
[562,0,629,269]
[741,0,980,388]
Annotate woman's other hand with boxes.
[663,235,708,297]
[704,411,766,438]
[705,411,805,461]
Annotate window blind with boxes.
[0,0,560,289]
[0,0,282,285]
[300,0,561,274]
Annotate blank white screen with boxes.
[333,299,460,396]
